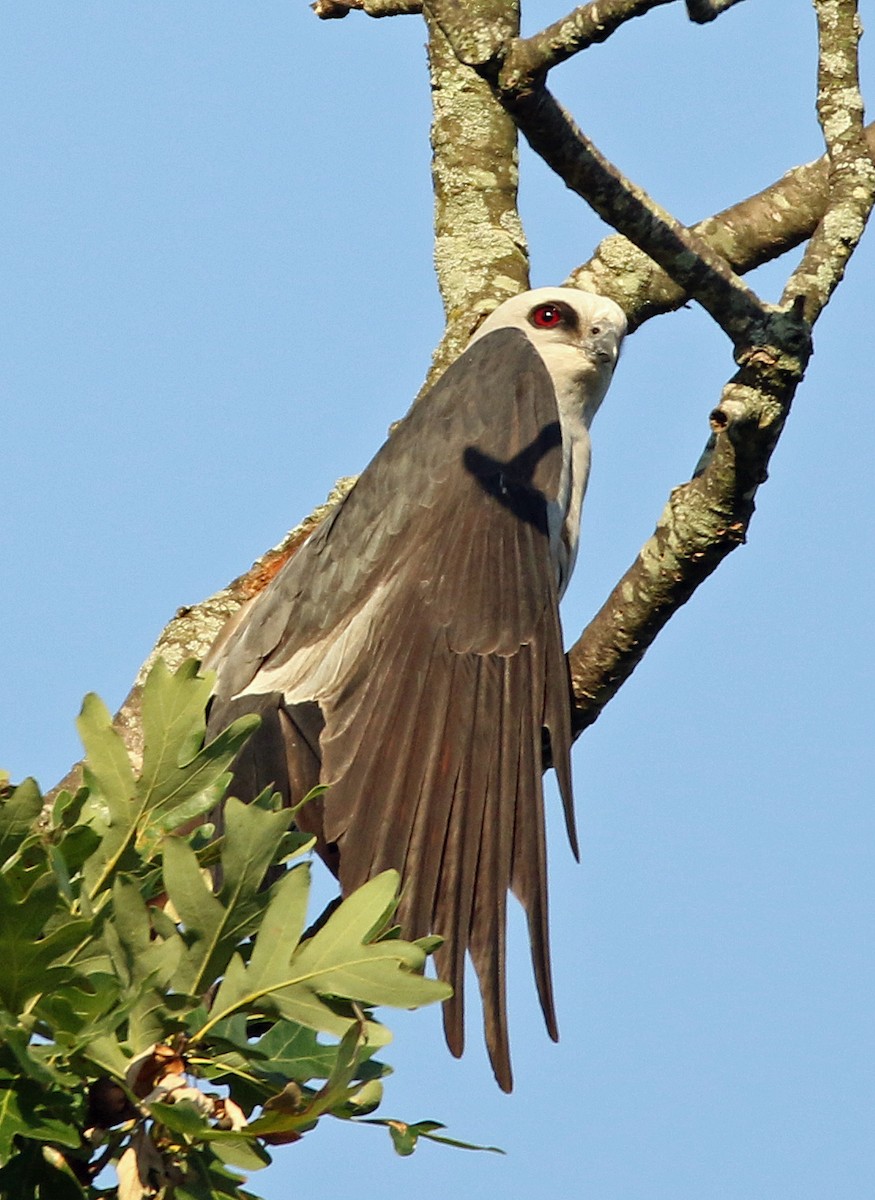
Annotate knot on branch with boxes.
[734,305,813,393]
[453,24,506,73]
[496,41,547,98]
[708,399,748,432]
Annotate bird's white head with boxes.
[469,286,627,426]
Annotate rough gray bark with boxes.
[423,0,529,384]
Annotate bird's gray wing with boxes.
[207,328,577,1092]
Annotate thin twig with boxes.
[312,0,421,18]
[501,0,675,90]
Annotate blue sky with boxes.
[2,4,874,1198]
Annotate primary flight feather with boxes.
[205,286,626,1090]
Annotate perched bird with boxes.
[205,287,626,1090]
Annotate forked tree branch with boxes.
[501,0,675,90]
[425,0,772,348]
[566,0,874,732]
[568,124,875,327]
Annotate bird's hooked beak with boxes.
[585,320,624,368]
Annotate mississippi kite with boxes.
[205,287,626,1090]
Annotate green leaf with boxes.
[109,874,153,972]
[85,875,191,1051]
[0,779,42,868]
[208,1133,271,1172]
[218,796,296,919]
[335,1076,384,1117]
[162,796,296,999]
[50,786,89,831]
[149,1098,211,1137]
[289,872,452,1008]
[137,659,260,844]
[78,661,260,899]
[0,1078,30,1161]
[139,659,215,791]
[162,837,227,989]
[0,870,91,1013]
[366,1117,504,1156]
[195,869,448,1049]
[0,1026,69,1089]
[0,1074,83,1161]
[77,692,137,812]
[31,973,121,1039]
[248,1018,368,1138]
[55,824,101,878]
[250,1021,365,1083]
[199,866,310,1031]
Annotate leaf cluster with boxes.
[0,661,490,1200]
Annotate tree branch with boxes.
[501,0,675,90]
[312,0,422,18]
[567,337,809,736]
[782,0,875,321]
[498,86,770,344]
[567,0,874,735]
[568,123,875,328]
[425,0,770,348]
[423,1,530,385]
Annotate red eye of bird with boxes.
[530,303,564,329]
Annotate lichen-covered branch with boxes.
[566,0,874,735]
[568,123,875,328]
[497,87,769,344]
[782,0,875,321]
[567,339,810,735]
[423,1,530,383]
[427,0,742,91]
[501,0,675,90]
[425,0,769,348]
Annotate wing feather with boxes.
[207,327,579,1090]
